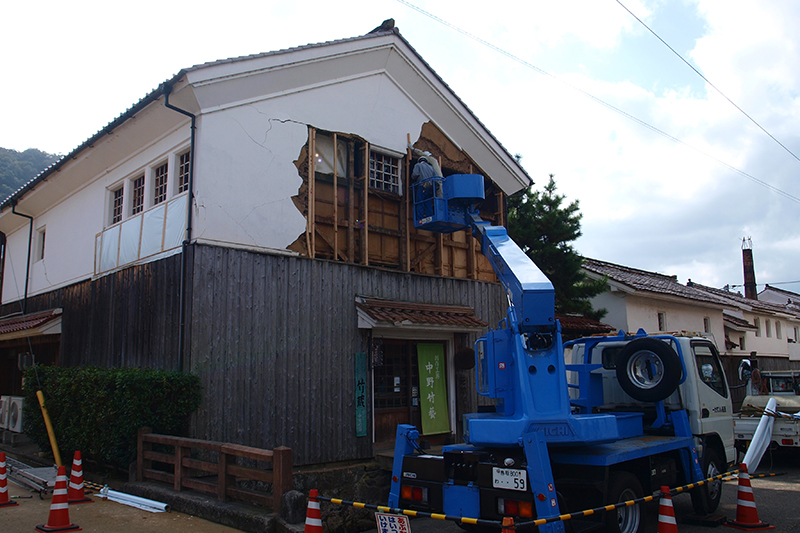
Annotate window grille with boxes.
[369,151,400,194]
[132,175,145,215]
[154,162,168,205]
[178,152,190,193]
[112,187,124,224]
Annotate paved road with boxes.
[365,450,800,533]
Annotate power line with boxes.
[615,0,800,164]
[394,0,800,204]
[730,280,800,288]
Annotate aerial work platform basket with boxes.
[412,174,484,233]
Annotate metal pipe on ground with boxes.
[99,487,170,513]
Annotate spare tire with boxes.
[615,338,681,402]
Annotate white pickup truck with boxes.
[733,364,800,455]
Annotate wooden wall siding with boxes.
[0,255,182,370]
[186,243,506,466]
[368,194,401,267]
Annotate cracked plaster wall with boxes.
[191,73,429,251]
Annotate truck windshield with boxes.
[693,343,727,397]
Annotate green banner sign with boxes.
[355,352,367,437]
[416,343,449,435]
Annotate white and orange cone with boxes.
[0,452,19,508]
[725,463,774,530]
[658,486,678,533]
[35,465,81,532]
[304,489,323,533]
[67,451,92,505]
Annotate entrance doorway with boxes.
[373,339,449,445]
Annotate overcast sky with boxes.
[2,0,798,295]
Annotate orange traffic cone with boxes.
[304,489,323,533]
[725,463,774,530]
[501,516,515,533]
[67,451,92,505]
[0,452,19,508]
[35,465,81,532]
[658,486,678,533]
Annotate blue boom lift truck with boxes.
[388,173,734,533]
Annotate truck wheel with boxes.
[615,338,681,402]
[690,448,723,515]
[606,472,644,533]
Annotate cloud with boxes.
[1,0,798,295]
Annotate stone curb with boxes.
[124,480,284,533]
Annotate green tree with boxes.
[507,174,607,320]
[0,147,60,202]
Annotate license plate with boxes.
[492,468,527,491]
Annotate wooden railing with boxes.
[136,428,292,510]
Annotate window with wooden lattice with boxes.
[369,151,401,194]
[131,175,145,215]
[177,151,190,193]
[111,186,124,224]
[153,162,168,205]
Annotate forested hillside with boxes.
[0,148,60,201]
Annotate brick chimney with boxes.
[742,237,758,300]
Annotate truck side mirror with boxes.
[738,359,752,382]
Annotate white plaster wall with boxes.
[192,73,429,250]
[790,342,800,361]
[1,127,190,303]
[590,291,629,333]
[622,295,726,346]
[742,311,791,358]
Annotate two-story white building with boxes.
[581,258,730,343]
[0,24,529,465]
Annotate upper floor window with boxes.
[369,151,401,194]
[657,312,667,331]
[739,336,746,351]
[153,162,168,205]
[177,152,190,193]
[36,227,46,262]
[111,186,124,224]
[703,317,711,333]
[754,317,761,337]
[132,175,145,215]
[776,321,782,339]
[766,319,772,338]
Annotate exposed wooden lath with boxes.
[291,124,506,284]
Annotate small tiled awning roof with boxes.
[723,314,757,332]
[0,308,62,341]
[356,297,488,331]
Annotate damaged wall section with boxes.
[290,122,507,282]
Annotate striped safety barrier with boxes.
[317,467,784,530]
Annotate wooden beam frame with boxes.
[307,127,316,258]
[348,142,355,264]
[411,241,437,269]
[403,133,412,272]
[315,227,350,262]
